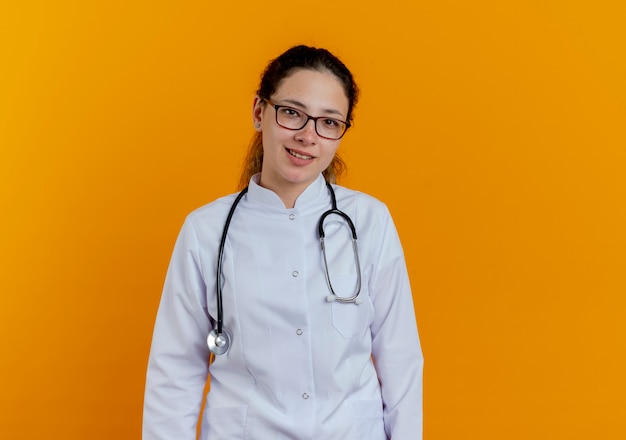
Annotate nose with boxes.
[296,118,318,143]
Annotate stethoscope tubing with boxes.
[215,186,248,335]
[210,182,361,355]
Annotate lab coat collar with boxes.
[247,173,327,211]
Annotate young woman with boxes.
[143,45,423,440]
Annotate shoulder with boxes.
[179,191,243,240]
[331,184,391,218]
[331,185,405,263]
[187,192,240,221]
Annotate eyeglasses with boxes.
[264,99,351,140]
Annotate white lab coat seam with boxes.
[232,204,259,393]
[187,215,211,321]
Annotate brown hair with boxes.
[238,45,359,190]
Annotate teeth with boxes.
[288,149,313,160]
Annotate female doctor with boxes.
[143,45,423,440]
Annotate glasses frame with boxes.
[263,99,351,140]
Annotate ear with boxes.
[252,95,265,132]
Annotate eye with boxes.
[279,107,302,119]
[322,118,340,128]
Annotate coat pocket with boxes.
[201,405,247,440]
[330,274,372,339]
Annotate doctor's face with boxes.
[252,68,349,195]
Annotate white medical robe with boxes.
[143,174,423,439]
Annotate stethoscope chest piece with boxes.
[207,329,230,355]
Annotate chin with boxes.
[281,170,318,186]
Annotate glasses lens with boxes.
[276,107,307,130]
[316,118,346,140]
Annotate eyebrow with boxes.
[278,98,346,119]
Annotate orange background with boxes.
[1,1,625,439]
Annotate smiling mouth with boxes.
[287,148,314,160]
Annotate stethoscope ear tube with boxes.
[319,183,362,304]
[318,209,358,240]
[318,182,357,240]
[320,235,362,304]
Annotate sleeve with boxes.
[142,216,213,440]
[369,206,424,440]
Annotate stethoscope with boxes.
[207,182,362,355]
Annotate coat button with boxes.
[289,214,295,220]
[296,329,303,335]
[302,393,309,400]
[292,271,299,277]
